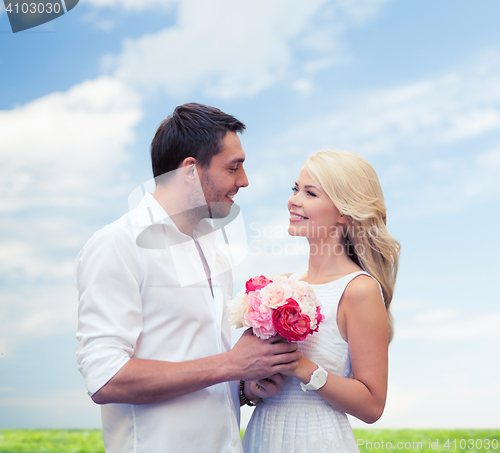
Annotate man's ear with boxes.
[179,157,198,183]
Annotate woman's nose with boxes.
[288,195,301,207]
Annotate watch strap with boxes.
[300,364,327,392]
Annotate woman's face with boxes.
[287,167,344,239]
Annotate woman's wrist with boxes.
[294,357,321,384]
[242,380,260,404]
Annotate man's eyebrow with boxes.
[227,157,245,164]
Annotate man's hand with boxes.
[225,329,302,381]
[244,374,286,402]
[90,330,301,406]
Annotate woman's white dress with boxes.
[242,271,382,453]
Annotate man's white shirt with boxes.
[75,193,242,453]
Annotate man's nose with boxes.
[238,167,249,188]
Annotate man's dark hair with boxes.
[151,103,246,178]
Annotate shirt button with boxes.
[232,440,238,447]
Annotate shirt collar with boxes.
[133,193,216,248]
[135,192,169,227]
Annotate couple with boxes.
[75,103,400,453]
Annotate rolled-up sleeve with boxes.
[75,225,143,396]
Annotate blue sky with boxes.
[0,0,499,429]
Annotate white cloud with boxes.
[0,242,73,280]
[349,329,500,428]
[0,76,141,213]
[414,309,458,324]
[384,298,500,341]
[350,378,500,428]
[396,145,500,217]
[462,147,500,199]
[292,79,314,96]
[270,54,500,156]
[333,0,389,24]
[247,52,500,219]
[0,77,142,349]
[87,0,390,19]
[390,298,426,312]
[93,17,116,32]
[396,311,500,341]
[0,284,78,352]
[107,0,388,99]
[110,0,324,98]
[85,0,177,11]
[0,389,101,428]
[379,163,414,185]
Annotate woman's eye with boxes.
[291,186,298,193]
[307,191,317,197]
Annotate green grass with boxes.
[0,429,498,452]
[0,430,105,453]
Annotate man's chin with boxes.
[208,202,232,219]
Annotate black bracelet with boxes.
[239,380,256,407]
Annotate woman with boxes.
[242,150,400,453]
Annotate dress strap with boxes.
[287,270,384,302]
[340,271,385,304]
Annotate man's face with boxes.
[198,132,248,218]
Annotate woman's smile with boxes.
[289,211,308,221]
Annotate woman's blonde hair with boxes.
[305,150,401,342]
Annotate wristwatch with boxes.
[300,364,328,392]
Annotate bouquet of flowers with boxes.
[228,275,325,341]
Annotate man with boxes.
[75,103,301,453]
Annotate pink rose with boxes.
[312,306,325,332]
[272,298,312,342]
[252,323,276,340]
[286,279,303,290]
[243,301,275,340]
[259,282,292,308]
[306,286,318,303]
[246,292,263,310]
[245,275,273,293]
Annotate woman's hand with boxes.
[280,356,320,383]
[244,373,286,401]
[271,337,318,382]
